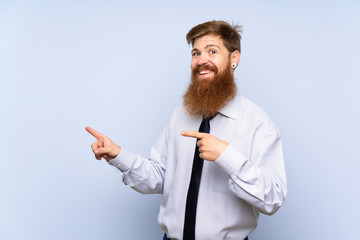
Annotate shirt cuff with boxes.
[108,148,135,171]
[215,145,247,175]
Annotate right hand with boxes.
[85,126,121,161]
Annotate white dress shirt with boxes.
[109,95,287,240]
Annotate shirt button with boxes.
[117,164,121,168]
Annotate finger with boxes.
[86,126,105,140]
[91,142,106,157]
[181,131,208,139]
[94,150,102,160]
[98,137,104,147]
[95,146,112,156]
[196,138,205,147]
[91,142,99,152]
[94,149,107,160]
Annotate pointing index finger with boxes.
[85,126,104,140]
[181,131,208,139]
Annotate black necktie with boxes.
[183,117,212,240]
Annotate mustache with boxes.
[192,64,218,73]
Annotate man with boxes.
[86,20,287,240]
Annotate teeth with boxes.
[199,71,210,75]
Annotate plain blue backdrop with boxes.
[1,0,359,239]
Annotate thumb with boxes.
[96,146,111,156]
[97,145,120,159]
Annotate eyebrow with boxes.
[191,44,221,53]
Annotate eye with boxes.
[192,51,200,57]
[210,50,216,55]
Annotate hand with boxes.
[181,131,229,161]
[85,126,121,161]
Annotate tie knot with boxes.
[199,116,214,133]
[203,114,216,121]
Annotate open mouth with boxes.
[197,67,216,78]
[199,70,211,74]
[198,71,213,79]
[198,70,213,76]
[192,64,218,80]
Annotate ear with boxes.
[231,50,240,68]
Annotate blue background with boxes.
[1,0,359,239]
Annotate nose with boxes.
[196,54,209,66]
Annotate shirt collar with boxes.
[218,95,241,120]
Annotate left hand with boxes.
[181,131,229,161]
[85,126,121,161]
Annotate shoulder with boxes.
[238,96,270,118]
[166,105,192,126]
[170,105,187,119]
[236,96,280,135]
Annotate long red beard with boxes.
[183,62,237,118]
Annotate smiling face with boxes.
[183,34,240,118]
[191,34,237,83]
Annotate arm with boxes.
[86,126,167,194]
[215,125,287,215]
[182,121,287,215]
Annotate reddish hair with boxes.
[186,20,242,53]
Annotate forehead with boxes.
[192,34,225,49]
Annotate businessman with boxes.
[86,20,287,240]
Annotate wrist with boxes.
[105,145,121,161]
[114,145,121,157]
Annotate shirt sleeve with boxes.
[214,120,287,215]
[108,124,169,195]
